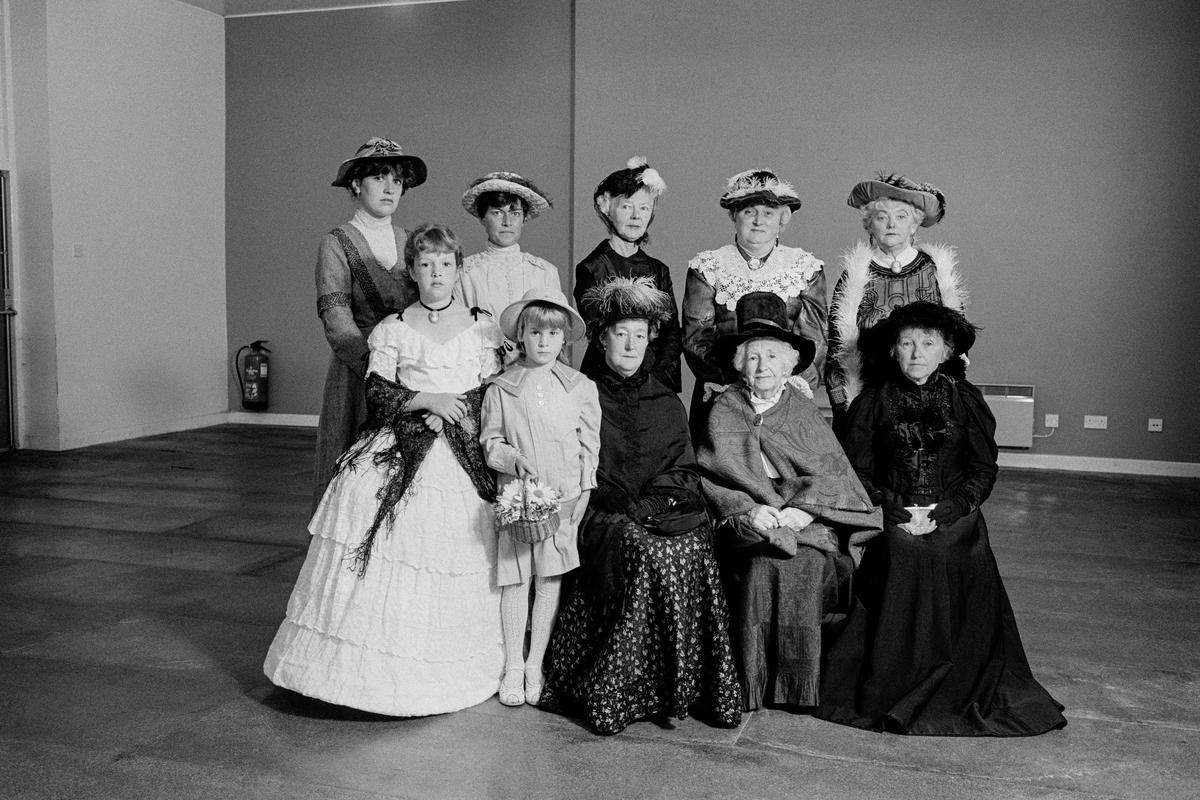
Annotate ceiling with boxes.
[179,0,463,18]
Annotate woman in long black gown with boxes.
[543,277,740,735]
[814,302,1066,736]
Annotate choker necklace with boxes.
[737,243,774,270]
[420,297,453,324]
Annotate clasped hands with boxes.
[749,504,814,534]
[417,392,468,433]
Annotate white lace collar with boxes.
[689,243,824,311]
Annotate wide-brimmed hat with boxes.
[594,157,667,204]
[580,276,674,341]
[499,287,586,342]
[462,172,552,219]
[713,292,815,374]
[848,172,945,226]
[863,301,978,363]
[331,137,427,189]
[719,169,802,212]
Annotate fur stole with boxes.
[829,242,966,409]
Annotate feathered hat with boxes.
[461,171,552,219]
[719,169,802,211]
[594,156,667,208]
[581,276,674,341]
[848,172,946,226]
[331,137,427,189]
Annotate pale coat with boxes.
[481,360,601,585]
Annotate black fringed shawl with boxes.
[337,371,496,576]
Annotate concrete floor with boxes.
[0,424,1196,800]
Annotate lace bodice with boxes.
[366,316,502,393]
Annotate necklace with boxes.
[420,297,453,324]
[737,242,773,271]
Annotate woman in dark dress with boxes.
[543,277,740,735]
[573,157,682,392]
[815,302,1066,736]
[313,137,424,508]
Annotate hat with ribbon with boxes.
[462,171,552,219]
[719,169,803,212]
[848,172,946,226]
[499,287,586,343]
[331,137,427,189]
[713,292,815,373]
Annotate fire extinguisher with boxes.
[234,340,271,410]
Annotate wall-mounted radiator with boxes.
[976,383,1035,448]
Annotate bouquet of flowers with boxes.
[495,477,562,544]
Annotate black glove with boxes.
[929,495,972,526]
[628,494,671,524]
[590,485,633,514]
[880,489,911,526]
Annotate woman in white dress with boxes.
[456,172,560,364]
[264,223,505,716]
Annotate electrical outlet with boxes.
[1084,415,1108,430]
[1044,414,1059,429]
[1148,418,1163,432]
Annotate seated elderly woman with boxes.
[695,292,882,712]
[543,277,741,736]
[814,302,1066,736]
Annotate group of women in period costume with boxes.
[264,138,1066,739]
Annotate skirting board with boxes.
[226,411,320,427]
[997,452,1200,479]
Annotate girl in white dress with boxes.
[265,223,505,716]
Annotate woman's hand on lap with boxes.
[750,504,783,533]
[778,507,815,530]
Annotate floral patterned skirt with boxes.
[543,521,742,735]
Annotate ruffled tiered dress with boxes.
[264,317,505,716]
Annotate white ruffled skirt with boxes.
[264,433,504,716]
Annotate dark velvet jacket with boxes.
[842,370,997,511]
[573,241,683,392]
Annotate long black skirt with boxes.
[814,510,1067,736]
[543,522,742,735]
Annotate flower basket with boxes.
[495,477,562,545]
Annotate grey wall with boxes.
[227,0,1200,464]
[571,0,1200,463]
[225,0,573,417]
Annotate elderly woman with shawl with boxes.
[543,277,741,736]
[696,292,882,712]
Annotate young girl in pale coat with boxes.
[480,287,601,706]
